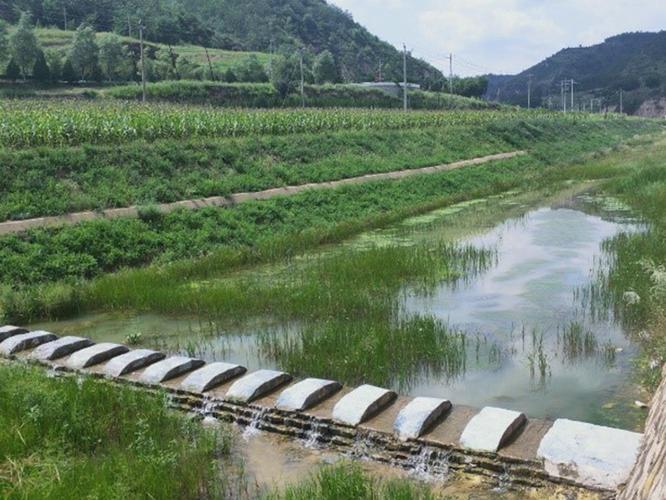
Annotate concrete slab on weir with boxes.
[103,349,166,377]
[0,325,27,342]
[0,331,57,356]
[459,407,527,453]
[276,378,342,411]
[332,384,397,426]
[180,362,247,393]
[139,356,205,384]
[30,336,93,361]
[226,369,292,403]
[394,397,452,440]
[66,343,129,370]
[538,418,643,490]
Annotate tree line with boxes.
[0,12,487,99]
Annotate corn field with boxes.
[0,100,620,148]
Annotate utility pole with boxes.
[63,5,68,30]
[299,49,305,108]
[448,53,454,94]
[204,47,216,81]
[560,80,566,113]
[403,44,408,111]
[378,59,382,81]
[527,73,533,109]
[619,90,623,114]
[139,20,146,103]
[570,79,575,111]
[268,39,274,79]
[127,14,132,38]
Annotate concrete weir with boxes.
[0,326,648,494]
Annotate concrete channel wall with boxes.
[0,325,647,495]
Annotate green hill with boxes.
[2,0,444,86]
[487,31,666,115]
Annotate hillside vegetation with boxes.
[2,0,444,86]
[487,31,666,115]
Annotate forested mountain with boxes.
[1,0,445,86]
[486,31,666,115]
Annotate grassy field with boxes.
[0,102,656,222]
[0,362,227,499]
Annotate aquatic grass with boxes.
[0,363,229,499]
[559,321,598,362]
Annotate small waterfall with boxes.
[301,420,323,449]
[405,446,450,481]
[241,407,268,441]
[196,395,216,418]
[493,463,511,492]
[348,433,372,460]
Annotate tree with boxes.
[61,58,77,83]
[32,49,50,83]
[271,55,300,98]
[223,68,237,83]
[69,23,99,80]
[0,20,8,60]
[313,50,338,84]
[236,55,268,82]
[9,12,39,78]
[98,34,130,81]
[45,49,63,82]
[5,58,20,81]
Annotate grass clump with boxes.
[264,462,438,500]
[0,363,228,499]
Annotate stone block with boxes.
[103,349,166,377]
[394,397,451,440]
[66,343,129,370]
[226,369,292,403]
[0,331,58,356]
[276,378,342,411]
[139,356,205,384]
[30,336,93,361]
[537,418,643,490]
[332,384,397,426]
[180,362,246,393]
[459,406,527,452]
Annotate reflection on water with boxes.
[31,186,649,430]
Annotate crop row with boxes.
[0,99,621,148]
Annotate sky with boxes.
[330,0,666,76]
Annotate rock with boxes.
[537,418,643,490]
[332,384,397,426]
[459,406,527,452]
[394,397,451,440]
[276,378,342,411]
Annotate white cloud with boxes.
[331,0,666,75]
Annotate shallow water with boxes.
[31,185,649,430]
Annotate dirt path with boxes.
[0,151,525,235]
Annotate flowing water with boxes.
[31,184,649,430]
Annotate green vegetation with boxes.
[0,362,227,499]
[2,0,444,87]
[578,137,666,389]
[106,80,495,110]
[490,31,666,114]
[264,462,437,500]
[0,102,528,148]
